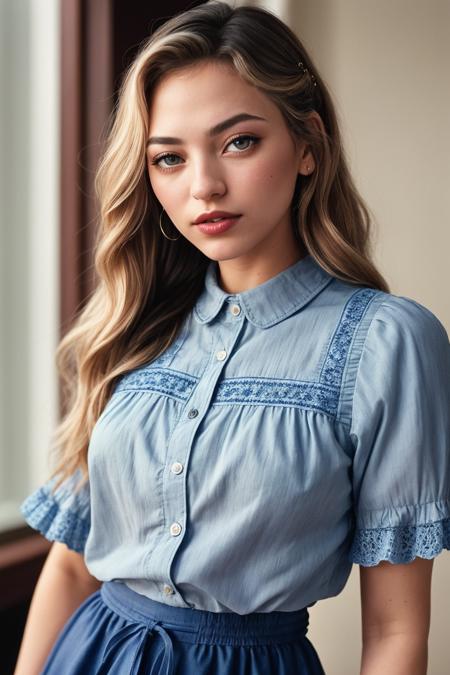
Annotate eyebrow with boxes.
[146,113,267,147]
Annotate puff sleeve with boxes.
[348,295,450,566]
[20,468,91,554]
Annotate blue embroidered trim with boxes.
[350,519,450,566]
[114,288,378,414]
[115,370,342,415]
[114,367,196,401]
[320,288,378,388]
[20,487,90,554]
[111,289,379,414]
[214,377,339,416]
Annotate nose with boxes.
[190,157,226,201]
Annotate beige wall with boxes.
[225,1,450,672]
[287,3,449,674]
[289,0,450,327]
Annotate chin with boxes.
[205,235,263,256]
[192,242,240,262]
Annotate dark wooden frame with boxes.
[60,0,113,334]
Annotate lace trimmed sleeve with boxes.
[20,468,90,554]
[348,295,450,566]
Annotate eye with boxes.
[150,153,182,170]
[225,134,260,153]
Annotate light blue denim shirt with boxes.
[21,254,450,613]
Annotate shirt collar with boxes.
[193,254,334,328]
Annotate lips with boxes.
[193,210,241,224]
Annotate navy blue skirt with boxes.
[41,580,326,674]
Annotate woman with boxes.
[15,2,449,674]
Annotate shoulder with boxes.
[328,276,447,341]
[348,291,450,412]
[335,287,449,428]
[366,292,449,354]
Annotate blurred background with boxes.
[0,0,448,672]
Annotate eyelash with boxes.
[150,134,260,172]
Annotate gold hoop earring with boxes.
[159,208,180,241]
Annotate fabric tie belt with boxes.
[97,618,174,675]
[98,580,311,675]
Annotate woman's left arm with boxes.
[359,557,433,675]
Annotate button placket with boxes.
[162,311,247,607]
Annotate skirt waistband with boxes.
[100,581,310,646]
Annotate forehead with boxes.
[148,61,279,131]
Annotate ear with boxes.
[297,111,322,176]
[297,146,315,176]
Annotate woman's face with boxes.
[146,60,314,281]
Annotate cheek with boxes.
[244,147,295,190]
[147,166,163,200]
[147,169,180,212]
[242,153,297,210]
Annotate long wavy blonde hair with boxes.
[49,0,390,494]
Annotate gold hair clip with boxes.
[297,61,317,88]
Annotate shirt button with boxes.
[216,350,227,361]
[171,461,183,474]
[170,522,182,536]
[187,408,198,418]
[163,584,174,595]
[230,304,241,316]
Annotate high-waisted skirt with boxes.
[41,580,326,674]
